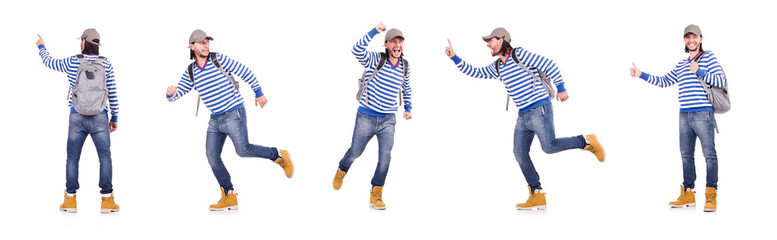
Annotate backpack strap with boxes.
[510,47,541,92]
[694,51,712,96]
[187,62,202,117]
[692,51,721,132]
[94,56,106,65]
[399,58,409,108]
[75,54,87,63]
[376,52,387,72]
[363,53,388,104]
[208,52,240,94]
[692,51,708,63]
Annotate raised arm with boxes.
[446,39,499,79]
[352,23,387,70]
[37,34,75,73]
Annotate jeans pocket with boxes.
[693,111,711,120]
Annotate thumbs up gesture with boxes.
[630,62,641,77]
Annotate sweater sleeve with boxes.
[104,61,119,122]
[402,62,412,112]
[352,28,381,70]
[639,64,680,88]
[218,53,263,97]
[449,55,499,80]
[514,48,566,93]
[696,52,726,88]
[38,45,75,74]
[167,69,194,102]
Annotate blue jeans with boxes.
[679,111,718,189]
[66,113,113,194]
[338,112,396,187]
[206,107,279,193]
[514,104,586,193]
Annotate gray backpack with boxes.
[494,47,555,110]
[356,52,409,105]
[69,54,108,115]
[693,51,730,114]
[187,52,239,116]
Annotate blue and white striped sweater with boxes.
[451,48,566,113]
[38,45,119,122]
[352,28,412,116]
[639,51,725,112]
[167,53,263,115]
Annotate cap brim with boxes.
[190,36,214,44]
[77,37,101,46]
[482,36,494,42]
[189,37,214,47]
[385,35,405,42]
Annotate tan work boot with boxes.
[516,187,547,210]
[704,187,717,212]
[370,186,386,210]
[583,134,605,162]
[100,193,120,213]
[209,187,238,211]
[669,185,696,208]
[60,193,77,213]
[274,150,294,178]
[333,168,346,190]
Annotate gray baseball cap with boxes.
[79,28,101,46]
[684,24,702,36]
[189,29,214,45]
[384,28,404,42]
[482,27,511,43]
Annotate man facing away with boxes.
[630,24,725,212]
[37,28,120,213]
[166,29,294,211]
[332,22,413,210]
[445,27,605,210]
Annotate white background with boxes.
[2,0,774,239]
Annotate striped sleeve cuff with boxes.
[450,55,462,64]
[695,68,707,77]
[639,72,650,81]
[556,83,566,93]
[368,28,380,38]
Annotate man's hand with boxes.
[109,122,118,133]
[403,111,412,120]
[166,85,177,96]
[36,34,44,46]
[376,22,387,33]
[556,91,569,102]
[690,61,699,74]
[255,95,268,109]
[630,62,641,77]
[445,39,456,58]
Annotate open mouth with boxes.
[392,49,401,55]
